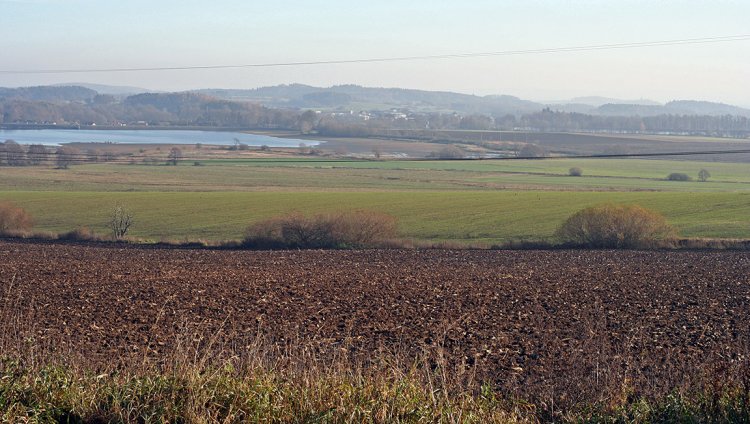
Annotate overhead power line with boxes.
[1,34,749,75]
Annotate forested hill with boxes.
[1,85,749,134]
[0,91,301,128]
[195,84,750,118]
[0,86,98,103]
[195,84,546,115]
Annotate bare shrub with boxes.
[55,146,80,169]
[244,210,397,249]
[0,201,33,234]
[698,169,711,182]
[569,167,583,177]
[556,204,675,248]
[667,172,691,181]
[518,144,546,158]
[329,210,398,247]
[433,145,465,159]
[58,227,103,242]
[167,147,182,165]
[109,204,134,240]
[27,144,49,166]
[2,140,27,166]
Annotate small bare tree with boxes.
[55,146,80,169]
[167,147,182,166]
[109,203,133,239]
[569,167,583,177]
[698,169,711,182]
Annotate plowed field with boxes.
[1,240,749,402]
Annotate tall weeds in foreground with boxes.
[0,325,529,423]
[0,324,749,423]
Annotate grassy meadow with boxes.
[1,155,749,243]
[2,190,749,243]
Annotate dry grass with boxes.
[1,327,748,423]
[0,304,526,423]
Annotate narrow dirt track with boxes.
[1,240,749,401]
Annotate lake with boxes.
[0,129,318,147]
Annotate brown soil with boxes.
[1,240,749,403]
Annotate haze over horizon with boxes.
[1,0,748,106]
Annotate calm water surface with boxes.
[0,129,317,147]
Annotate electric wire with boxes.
[1,34,748,74]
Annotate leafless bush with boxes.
[1,140,27,166]
[57,227,104,242]
[0,201,33,234]
[569,167,583,176]
[556,204,675,248]
[667,172,691,181]
[55,146,80,169]
[167,147,182,165]
[244,210,397,249]
[431,145,465,159]
[109,204,134,240]
[518,143,546,158]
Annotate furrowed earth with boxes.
[1,240,749,404]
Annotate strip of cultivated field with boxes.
[1,240,749,407]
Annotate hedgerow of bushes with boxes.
[243,210,397,249]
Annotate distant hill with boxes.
[2,84,748,128]
[567,96,661,107]
[194,84,546,115]
[195,84,750,118]
[0,85,97,103]
[664,100,750,116]
[54,83,153,96]
[595,101,750,117]
[595,104,668,116]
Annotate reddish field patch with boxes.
[1,240,749,403]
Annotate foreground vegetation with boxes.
[1,351,748,423]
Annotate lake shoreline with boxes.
[0,123,294,132]
[0,127,318,147]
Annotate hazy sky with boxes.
[1,0,748,105]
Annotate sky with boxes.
[1,0,748,105]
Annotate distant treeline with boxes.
[0,91,304,130]
[514,109,750,135]
[1,86,749,136]
[316,110,750,138]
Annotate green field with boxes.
[2,191,749,243]
[1,158,749,192]
[2,157,749,243]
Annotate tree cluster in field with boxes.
[0,139,83,169]
[666,169,712,182]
